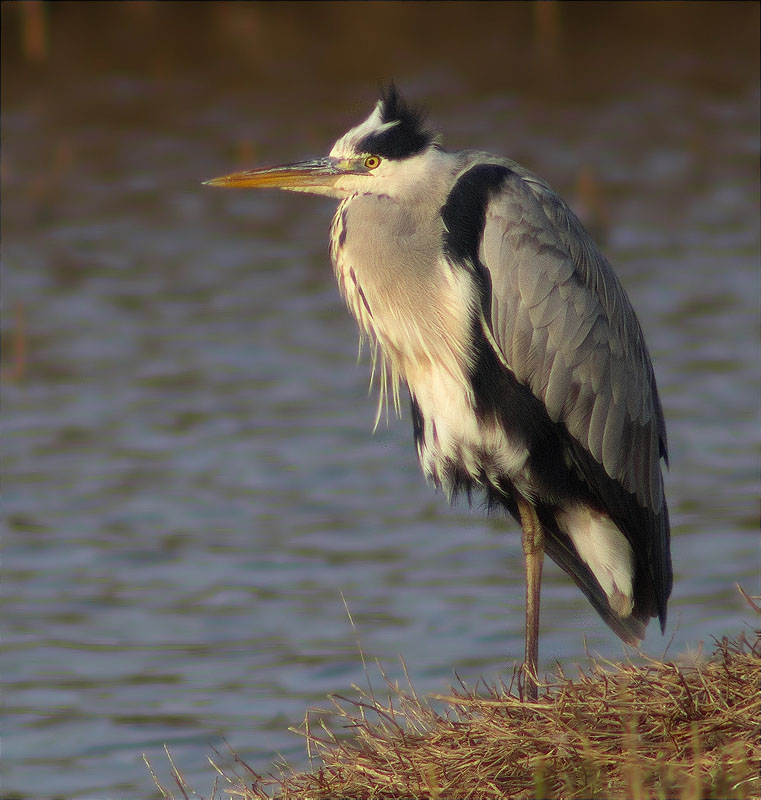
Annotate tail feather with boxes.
[540,514,650,646]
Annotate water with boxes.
[2,4,759,798]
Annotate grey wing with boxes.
[474,166,672,629]
[478,169,668,516]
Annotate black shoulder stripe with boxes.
[441,163,511,265]
[358,84,436,160]
[441,163,512,324]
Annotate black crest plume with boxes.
[358,83,437,160]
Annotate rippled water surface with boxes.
[2,4,759,798]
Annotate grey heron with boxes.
[205,86,672,700]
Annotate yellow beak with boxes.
[204,156,360,191]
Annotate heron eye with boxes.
[364,155,381,170]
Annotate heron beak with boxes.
[203,156,358,191]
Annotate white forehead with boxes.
[329,101,400,158]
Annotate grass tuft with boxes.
[147,629,760,799]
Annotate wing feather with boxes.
[510,301,533,371]
[477,168,667,515]
[544,352,572,423]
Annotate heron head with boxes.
[204,85,442,200]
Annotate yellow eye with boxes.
[364,155,381,170]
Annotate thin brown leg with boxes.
[517,498,544,701]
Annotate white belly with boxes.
[406,359,531,499]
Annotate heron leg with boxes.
[517,498,544,701]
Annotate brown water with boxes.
[2,4,759,798]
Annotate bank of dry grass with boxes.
[148,629,759,800]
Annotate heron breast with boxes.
[332,195,531,495]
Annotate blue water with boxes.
[2,5,759,798]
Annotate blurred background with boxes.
[2,2,759,798]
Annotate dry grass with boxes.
[147,629,760,800]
